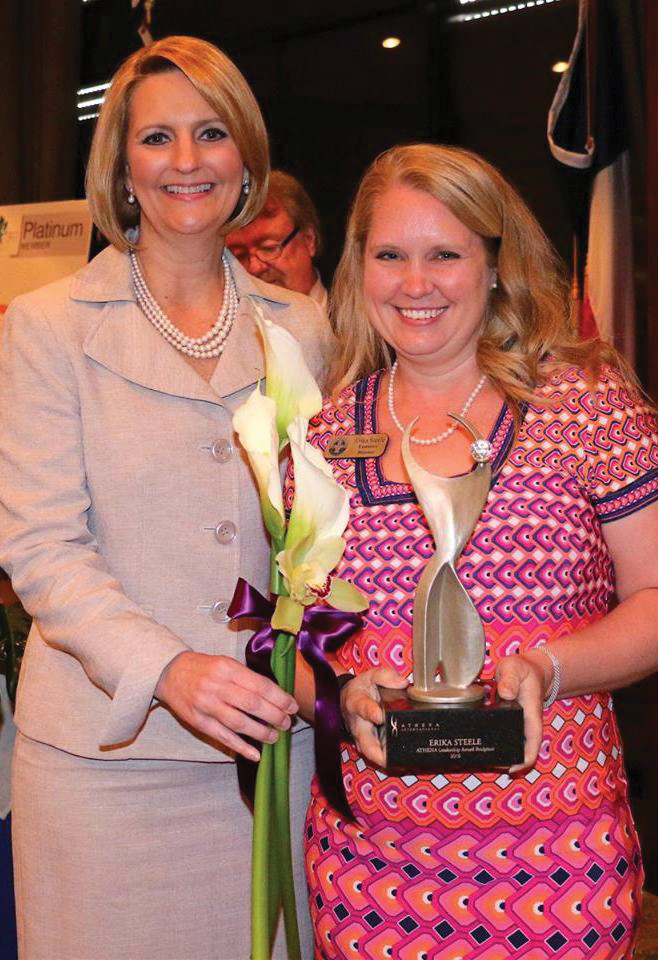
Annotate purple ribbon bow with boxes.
[228,577,362,821]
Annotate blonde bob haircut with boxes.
[330,143,625,415]
[86,35,270,252]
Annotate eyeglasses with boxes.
[232,225,300,265]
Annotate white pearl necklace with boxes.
[129,250,238,359]
[387,360,487,446]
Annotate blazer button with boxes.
[211,439,233,463]
[215,520,237,544]
[210,600,229,622]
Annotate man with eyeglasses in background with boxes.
[227,170,327,309]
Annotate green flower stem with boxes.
[271,633,300,960]
[251,740,276,960]
[268,814,281,937]
[270,535,286,597]
[251,541,301,960]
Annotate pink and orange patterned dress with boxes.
[303,366,658,960]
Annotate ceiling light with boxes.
[77,96,106,109]
[382,37,401,49]
[77,82,110,97]
[77,81,109,122]
[451,0,563,23]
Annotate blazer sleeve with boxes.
[305,299,335,393]
[0,295,188,747]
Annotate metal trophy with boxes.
[378,414,524,770]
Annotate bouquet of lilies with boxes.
[230,300,367,960]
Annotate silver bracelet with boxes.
[541,647,561,709]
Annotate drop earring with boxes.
[127,185,136,205]
[242,171,250,195]
[490,269,498,290]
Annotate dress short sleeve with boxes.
[586,367,658,522]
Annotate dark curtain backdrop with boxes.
[0,0,81,204]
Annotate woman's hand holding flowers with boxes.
[155,651,298,762]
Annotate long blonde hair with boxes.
[330,144,629,415]
[86,36,269,251]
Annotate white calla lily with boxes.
[284,417,349,552]
[232,386,285,542]
[272,417,368,627]
[249,296,322,447]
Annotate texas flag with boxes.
[547,0,635,363]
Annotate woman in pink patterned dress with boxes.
[299,145,658,959]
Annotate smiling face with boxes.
[125,69,244,249]
[363,184,494,374]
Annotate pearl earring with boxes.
[127,186,136,205]
[490,270,498,290]
[242,172,250,195]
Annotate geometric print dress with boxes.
[303,366,658,960]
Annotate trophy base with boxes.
[378,687,524,771]
[407,682,485,704]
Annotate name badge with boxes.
[323,433,389,459]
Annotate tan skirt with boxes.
[12,728,314,960]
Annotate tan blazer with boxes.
[0,246,334,761]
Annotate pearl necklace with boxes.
[129,250,238,359]
[387,360,487,446]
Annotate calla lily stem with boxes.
[251,740,274,959]
[271,633,301,960]
[251,559,301,960]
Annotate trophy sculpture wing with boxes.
[401,415,492,702]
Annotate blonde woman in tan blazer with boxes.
[0,37,333,960]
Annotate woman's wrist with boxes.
[524,647,561,708]
[540,647,561,707]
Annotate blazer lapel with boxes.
[84,299,227,405]
[77,245,296,404]
[213,257,313,397]
[209,296,264,398]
